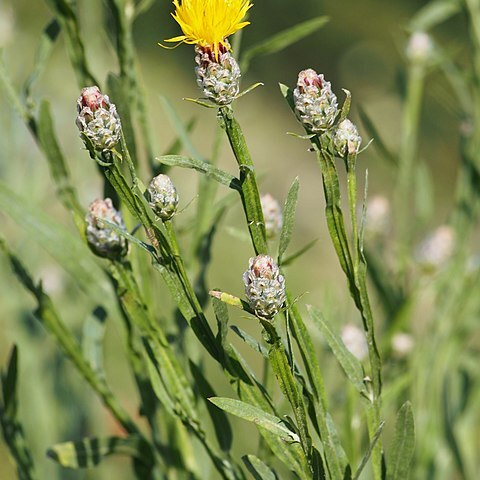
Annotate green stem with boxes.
[219,106,268,255]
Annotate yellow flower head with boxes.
[165,0,253,59]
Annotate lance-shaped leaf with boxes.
[242,454,278,480]
[353,421,385,480]
[278,177,299,263]
[387,402,415,480]
[308,305,368,397]
[47,435,154,469]
[156,155,241,191]
[208,397,300,443]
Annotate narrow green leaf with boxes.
[387,402,415,480]
[208,397,300,443]
[242,454,278,480]
[230,325,268,358]
[353,421,384,480]
[308,305,368,397]
[47,436,153,469]
[156,155,241,191]
[212,297,229,354]
[281,238,318,266]
[278,177,299,262]
[240,16,329,72]
[409,0,461,31]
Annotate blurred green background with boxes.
[0,0,476,479]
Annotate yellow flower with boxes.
[165,0,253,59]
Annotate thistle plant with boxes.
[1,1,480,480]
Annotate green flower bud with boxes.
[260,193,283,238]
[243,255,286,319]
[333,119,362,157]
[195,44,241,105]
[294,69,338,132]
[86,198,128,259]
[76,86,121,151]
[147,174,179,220]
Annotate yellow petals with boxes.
[165,0,253,59]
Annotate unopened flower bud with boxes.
[333,119,362,157]
[86,198,128,259]
[261,194,283,238]
[365,195,390,238]
[406,32,433,63]
[341,323,368,361]
[76,86,121,151]
[293,69,338,132]
[415,225,455,270]
[243,255,286,319]
[147,174,179,220]
[195,45,241,105]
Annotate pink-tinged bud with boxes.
[86,198,129,260]
[195,44,241,105]
[294,69,338,132]
[391,333,414,358]
[365,195,390,238]
[76,86,121,151]
[243,255,286,319]
[261,193,283,238]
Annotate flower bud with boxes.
[333,119,362,157]
[76,86,121,151]
[86,198,129,259]
[261,193,283,238]
[147,174,179,220]
[406,32,433,63]
[415,225,455,270]
[341,323,368,361]
[243,255,286,319]
[293,69,338,132]
[195,45,241,105]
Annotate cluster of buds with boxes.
[195,44,241,106]
[243,255,286,319]
[293,69,338,133]
[333,119,362,157]
[76,86,121,152]
[260,193,283,238]
[86,198,129,260]
[147,174,179,220]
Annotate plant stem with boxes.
[219,106,268,255]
